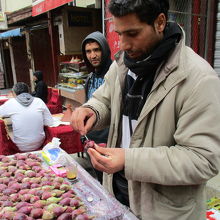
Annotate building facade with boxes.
[0,0,218,91]
[104,0,217,66]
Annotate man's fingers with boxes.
[88,148,111,172]
[84,113,96,133]
[94,144,111,156]
[70,108,96,135]
[90,156,107,172]
[70,108,85,134]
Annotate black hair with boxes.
[108,0,169,25]
[13,82,29,95]
[33,70,43,81]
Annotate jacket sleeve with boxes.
[42,102,54,126]
[0,100,13,117]
[125,74,220,185]
[35,82,45,99]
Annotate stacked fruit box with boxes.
[0,152,131,219]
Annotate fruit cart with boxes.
[0,150,138,219]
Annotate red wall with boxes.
[105,0,120,60]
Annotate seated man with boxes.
[0,82,53,152]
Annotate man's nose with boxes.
[120,36,132,51]
[91,51,97,58]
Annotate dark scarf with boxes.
[123,22,182,122]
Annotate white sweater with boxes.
[0,97,53,151]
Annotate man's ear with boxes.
[154,13,166,33]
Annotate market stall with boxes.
[0,148,138,219]
[44,113,83,154]
[44,125,83,154]
[57,59,88,108]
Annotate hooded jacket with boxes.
[0,95,53,152]
[84,28,220,219]
[82,31,112,85]
[82,31,112,144]
[16,93,34,106]
[32,71,48,103]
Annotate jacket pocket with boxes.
[152,189,196,220]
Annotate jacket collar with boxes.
[114,25,187,92]
[152,26,187,91]
[138,27,187,122]
[114,26,188,121]
[115,50,128,91]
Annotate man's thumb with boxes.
[94,143,107,154]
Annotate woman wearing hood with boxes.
[32,70,48,103]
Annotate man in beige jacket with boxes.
[71,0,220,219]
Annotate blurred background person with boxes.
[82,31,112,144]
[0,82,53,152]
[81,31,112,183]
[32,70,48,103]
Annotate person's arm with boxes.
[88,72,220,186]
[88,145,125,174]
[42,102,53,126]
[71,107,97,135]
[35,82,45,99]
[0,100,13,117]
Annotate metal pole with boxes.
[48,11,58,86]
[205,0,218,65]
[8,38,17,85]
[0,41,8,88]
[102,0,105,35]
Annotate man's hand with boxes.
[87,145,125,174]
[70,107,96,135]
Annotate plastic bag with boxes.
[41,137,68,165]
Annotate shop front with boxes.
[3,1,102,108]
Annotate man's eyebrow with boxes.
[115,28,141,34]
[85,47,100,52]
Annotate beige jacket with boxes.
[86,32,220,219]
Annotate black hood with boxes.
[82,31,112,76]
[33,70,43,82]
